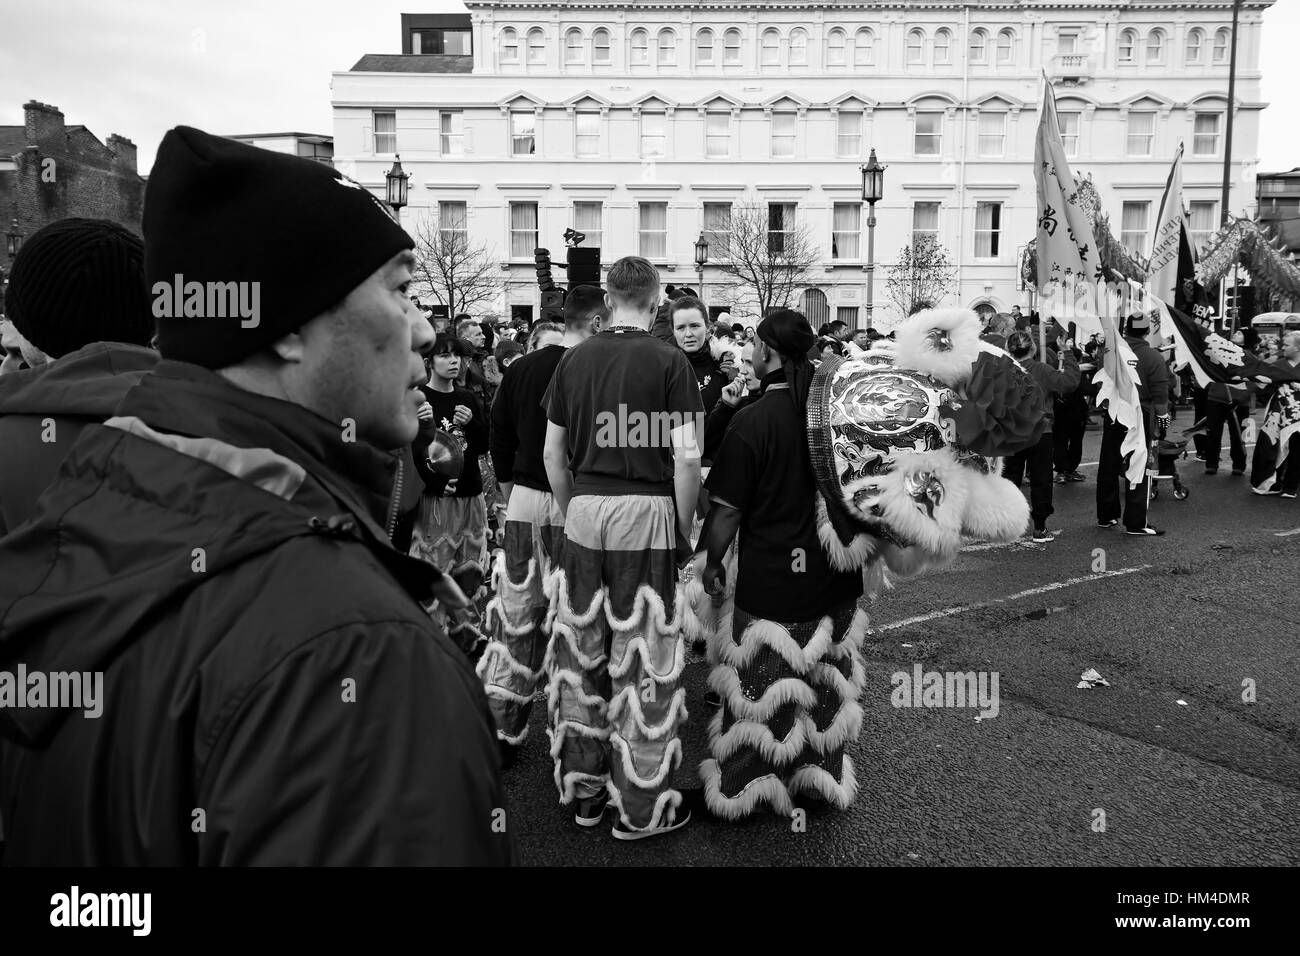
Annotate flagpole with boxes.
[1221,0,1242,226]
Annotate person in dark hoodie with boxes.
[671,296,734,414]
[0,127,514,865]
[0,218,157,535]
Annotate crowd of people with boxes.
[1,128,1298,864]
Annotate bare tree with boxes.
[710,201,818,319]
[411,209,502,317]
[884,234,957,321]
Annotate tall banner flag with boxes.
[1034,73,1099,336]
[1165,301,1300,389]
[1093,284,1148,483]
[1147,142,1185,344]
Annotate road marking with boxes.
[1275,528,1300,537]
[872,565,1152,632]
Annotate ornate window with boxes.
[907,29,925,65]
[1119,29,1137,64]
[854,28,874,66]
[970,29,987,63]
[593,28,610,63]
[1185,28,1204,64]
[696,28,714,65]
[827,28,847,66]
[630,28,649,65]
[761,29,781,66]
[500,28,519,62]
[724,28,742,64]
[934,29,951,64]
[565,29,584,65]
[526,28,545,65]
[658,28,677,66]
[1146,29,1165,64]
[790,28,808,65]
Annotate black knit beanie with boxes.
[6,217,152,358]
[144,126,413,368]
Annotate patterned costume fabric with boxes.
[1251,382,1300,492]
[410,493,489,657]
[546,494,688,831]
[700,601,868,818]
[477,486,566,744]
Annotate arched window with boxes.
[526,28,545,65]
[696,28,714,65]
[1118,28,1137,64]
[657,28,677,66]
[907,29,925,64]
[854,28,874,66]
[934,28,951,64]
[827,28,847,65]
[761,29,781,66]
[565,28,584,65]
[969,29,987,63]
[1213,28,1230,63]
[1146,28,1165,63]
[501,28,519,62]
[630,28,649,65]
[724,28,742,65]
[790,28,808,65]
[592,28,610,64]
[996,28,1014,64]
[1185,28,1204,64]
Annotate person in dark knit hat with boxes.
[0,127,514,865]
[697,307,866,821]
[0,217,157,534]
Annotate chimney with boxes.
[108,134,138,173]
[23,100,65,144]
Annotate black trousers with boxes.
[1203,401,1247,472]
[1251,432,1300,493]
[1096,418,1149,531]
[1003,433,1055,528]
[1053,401,1086,474]
[1191,386,1209,458]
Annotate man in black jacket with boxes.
[0,127,514,865]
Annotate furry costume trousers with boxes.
[546,494,688,832]
[700,600,868,820]
[477,486,566,745]
[410,493,489,657]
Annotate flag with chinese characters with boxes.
[1147,143,1185,331]
[1093,283,1148,484]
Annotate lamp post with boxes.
[860,149,886,330]
[694,232,709,313]
[385,156,410,223]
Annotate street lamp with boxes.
[5,219,22,259]
[694,232,709,312]
[385,156,410,222]
[860,149,886,329]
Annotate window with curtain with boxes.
[970,29,987,62]
[934,29,951,63]
[658,29,676,65]
[641,113,666,158]
[510,202,538,258]
[1126,112,1154,156]
[593,29,610,63]
[440,112,463,156]
[832,203,860,259]
[696,29,714,65]
[565,29,584,64]
[771,113,796,157]
[501,28,519,62]
[573,202,602,248]
[827,29,846,65]
[790,28,808,65]
[1193,113,1221,156]
[975,202,1002,258]
[854,29,874,65]
[373,111,396,153]
[837,111,862,157]
[527,29,545,64]
[724,29,742,64]
[761,29,780,66]
[997,29,1014,64]
[511,112,536,156]
[1213,28,1229,63]
[639,202,667,258]
[1146,29,1165,63]
[1119,29,1136,63]
[907,30,925,64]
[914,112,942,156]
[630,29,649,64]
[705,112,730,158]
[768,203,796,255]
[1057,111,1080,157]
[575,111,599,157]
[912,202,939,241]
[978,112,1006,157]
[837,306,859,327]
[1188,201,1217,253]
[1185,28,1203,64]
[438,201,467,244]
[703,202,732,254]
[1120,201,1149,252]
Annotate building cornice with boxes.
[463,3,1270,11]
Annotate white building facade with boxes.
[331,0,1273,328]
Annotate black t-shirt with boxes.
[706,382,863,622]
[544,327,704,496]
[414,383,487,497]
[490,344,564,492]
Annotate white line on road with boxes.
[872,565,1152,632]
[1275,528,1300,537]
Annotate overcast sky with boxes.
[1,0,1297,175]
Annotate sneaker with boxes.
[574,795,609,828]
[1194,453,1206,462]
[1230,468,1245,476]
[1204,467,1218,476]
[704,690,722,709]
[1125,526,1165,536]
[1252,487,1282,496]
[1032,527,1053,543]
[612,809,692,841]
[1053,473,1066,484]
[1097,519,1119,528]
[1284,492,1299,500]
[1065,471,1087,482]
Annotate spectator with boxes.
[495,338,525,369]
[675,297,732,413]
[981,313,1014,349]
[527,320,563,352]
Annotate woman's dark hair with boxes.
[1006,330,1035,359]
[668,296,708,322]
[495,339,525,366]
[429,332,470,358]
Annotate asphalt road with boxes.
[501,410,1300,866]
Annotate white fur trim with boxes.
[709,665,820,721]
[823,609,869,659]
[547,719,613,760]
[719,615,833,675]
[552,763,609,805]
[815,493,880,571]
[699,758,795,820]
[549,570,606,629]
[497,724,529,746]
[544,668,610,721]
[483,596,538,638]
[609,733,682,790]
[607,685,690,741]
[802,700,864,755]
[808,656,867,703]
[491,551,538,595]
[786,755,858,810]
[483,683,537,706]
[604,582,686,637]
[607,633,686,684]
[892,307,982,386]
[476,640,541,683]
[604,783,683,831]
[707,706,808,766]
[542,620,609,673]
[958,471,1032,543]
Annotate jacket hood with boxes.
[0,341,158,418]
[0,360,439,746]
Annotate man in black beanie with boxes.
[0,127,514,865]
[698,307,866,820]
[0,217,157,534]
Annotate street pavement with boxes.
[501,409,1300,866]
